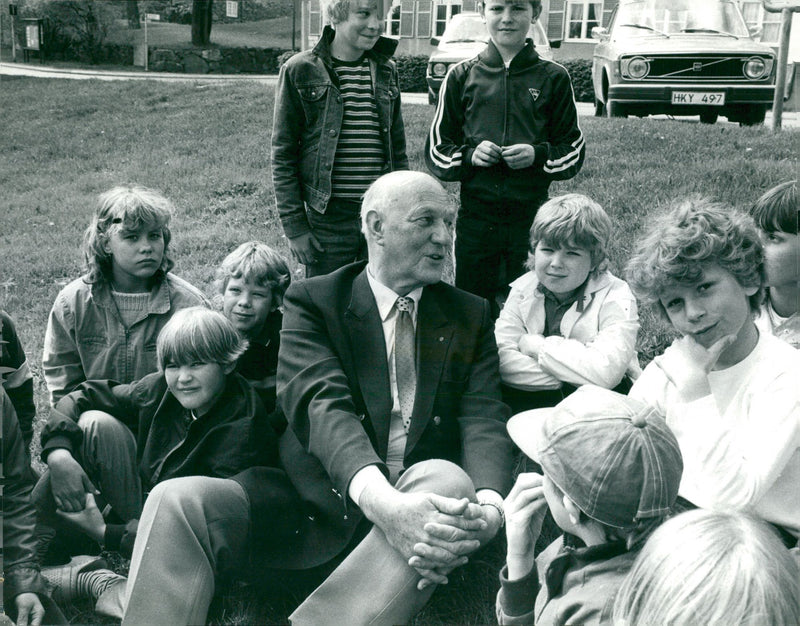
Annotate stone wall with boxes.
[146,46,290,74]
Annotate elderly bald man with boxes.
[278,170,513,625]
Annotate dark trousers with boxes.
[305,199,366,278]
[455,193,547,317]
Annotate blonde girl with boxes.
[43,185,207,404]
[613,509,800,626]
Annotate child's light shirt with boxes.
[43,273,207,405]
[755,299,800,349]
[495,269,640,391]
[630,332,800,538]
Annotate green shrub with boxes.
[214,0,294,22]
[277,49,299,68]
[17,0,120,63]
[395,55,427,93]
[561,58,593,103]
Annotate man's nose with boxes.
[177,366,193,382]
[431,220,452,244]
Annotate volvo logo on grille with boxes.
[693,62,703,72]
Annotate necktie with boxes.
[395,296,416,433]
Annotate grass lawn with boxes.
[0,77,797,625]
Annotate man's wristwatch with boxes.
[478,500,505,527]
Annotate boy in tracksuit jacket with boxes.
[425,0,585,317]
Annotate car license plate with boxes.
[671,91,725,106]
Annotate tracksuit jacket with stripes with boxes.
[425,38,585,208]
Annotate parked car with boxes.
[592,0,776,124]
[426,12,558,104]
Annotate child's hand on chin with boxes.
[655,334,737,400]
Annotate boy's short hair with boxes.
[508,385,683,534]
[625,197,764,319]
[750,180,798,235]
[613,510,800,626]
[479,0,542,15]
[322,0,352,25]
[157,307,247,371]
[525,193,612,273]
[216,242,292,304]
[83,184,175,284]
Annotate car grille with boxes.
[628,55,769,82]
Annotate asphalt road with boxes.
[2,61,797,128]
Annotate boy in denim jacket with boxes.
[272,0,408,277]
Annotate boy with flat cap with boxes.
[497,385,683,625]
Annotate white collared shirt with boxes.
[349,266,504,516]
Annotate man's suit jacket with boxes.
[276,261,513,569]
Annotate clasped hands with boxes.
[471,141,534,169]
[46,449,106,543]
[359,486,501,591]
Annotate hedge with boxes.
[395,55,428,93]
[560,58,593,103]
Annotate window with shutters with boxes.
[564,1,602,41]
[387,1,401,36]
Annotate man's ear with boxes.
[562,494,582,526]
[532,5,542,22]
[364,209,384,245]
[478,1,486,20]
[223,362,237,376]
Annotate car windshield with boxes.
[442,16,490,44]
[613,0,750,38]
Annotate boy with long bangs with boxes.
[34,307,283,613]
[425,0,585,315]
[217,241,291,414]
[272,0,408,277]
[749,180,799,348]
[627,198,800,543]
[43,185,207,406]
[497,385,683,624]
[495,194,640,414]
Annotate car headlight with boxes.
[622,56,650,79]
[430,63,448,77]
[743,56,770,80]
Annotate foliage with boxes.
[16,0,121,62]
[0,77,797,624]
[560,58,593,103]
[277,48,298,68]
[395,54,428,93]
[213,0,295,22]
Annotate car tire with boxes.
[605,99,626,118]
[594,98,605,117]
[738,105,767,126]
[699,110,719,124]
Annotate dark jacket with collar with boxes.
[2,389,49,602]
[276,261,513,569]
[425,39,585,207]
[271,25,409,239]
[41,371,280,503]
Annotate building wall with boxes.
[302,0,797,63]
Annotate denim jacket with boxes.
[271,25,409,239]
[43,273,208,405]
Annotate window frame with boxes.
[564,0,604,42]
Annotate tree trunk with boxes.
[191,0,213,46]
[126,0,140,29]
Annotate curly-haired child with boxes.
[627,197,800,544]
